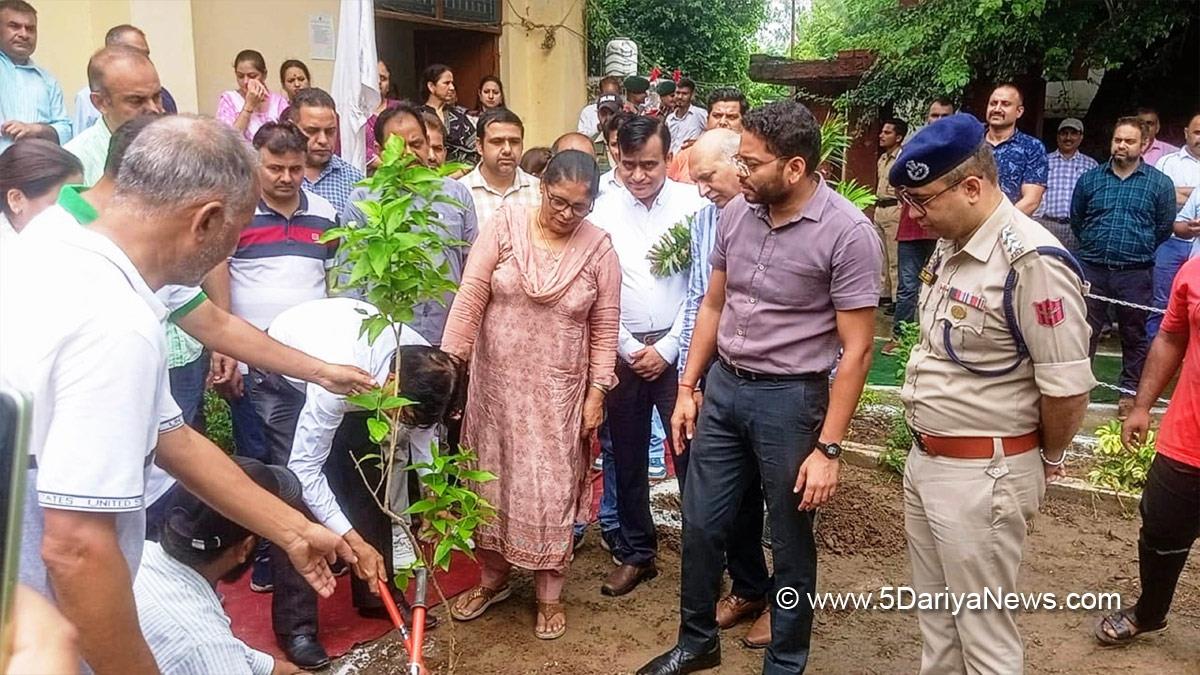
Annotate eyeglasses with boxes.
[545,190,593,218]
[732,155,786,177]
[897,176,973,217]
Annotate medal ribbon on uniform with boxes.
[947,286,986,310]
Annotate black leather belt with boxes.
[719,358,827,382]
[875,198,898,208]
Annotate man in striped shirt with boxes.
[135,459,305,675]
[679,128,774,641]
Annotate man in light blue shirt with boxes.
[0,0,70,150]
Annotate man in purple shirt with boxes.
[638,100,881,675]
[1138,106,1180,168]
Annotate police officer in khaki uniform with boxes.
[890,114,1096,674]
[875,117,906,305]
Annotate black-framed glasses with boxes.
[545,190,593,218]
[897,176,973,217]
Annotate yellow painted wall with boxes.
[30,0,131,110]
[33,0,585,144]
[190,0,340,116]
[499,0,587,146]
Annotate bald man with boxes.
[680,128,774,639]
[73,24,176,136]
[551,131,596,157]
[65,45,164,185]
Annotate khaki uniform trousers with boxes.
[903,441,1046,675]
[875,204,901,300]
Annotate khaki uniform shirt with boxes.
[876,147,900,200]
[901,199,1096,437]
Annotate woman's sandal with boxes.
[534,600,567,640]
[1094,607,1168,647]
[449,584,512,622]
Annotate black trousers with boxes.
[678,362,827,675]
[1134,452,1200,626]
[605,359,686,566]
[1081,261,1153,392]
[255,372,398,638]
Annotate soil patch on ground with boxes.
[337,463,1199,674]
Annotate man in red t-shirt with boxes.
[881,203,939,355]
[1095,256,1200,645]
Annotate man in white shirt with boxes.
[598,110,635,197]
[1150,112,1200,338]
[589,115,707,597]
[665,78,707,155]
[457,108,540,228]
[577,75,623,138]
[0,114,351,674]
[136,459,305,675]
[258,297,465,669]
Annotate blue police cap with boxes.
[889,113,986,189]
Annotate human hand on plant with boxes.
[314,361,376,395]
[580,387,605,440]
[281,521,358,598]
[343,529,387,595]
[795,449,840,510]
[1121,407,1152,451]
[671,387,698,456]
[630,346,669,380]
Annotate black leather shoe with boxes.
[278,634,330,670]
[636,645,721,675]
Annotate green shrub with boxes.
[1088,420,1155,494]
[203,390,234,453]
[878,409,912,476]
[892,320,920,381]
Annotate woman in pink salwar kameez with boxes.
[441,150,620,639]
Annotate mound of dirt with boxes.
[815,482,906,557]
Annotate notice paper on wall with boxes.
[309,13,335,61]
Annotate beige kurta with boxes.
[441,204,621,570]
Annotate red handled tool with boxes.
[376,568,429,675]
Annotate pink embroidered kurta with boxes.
[442,204,620,570]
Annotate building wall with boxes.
[32,0,585,144]
[190,0,340,116]
[499,0,587,146]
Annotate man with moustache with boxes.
[640,100,880,675]
[589,115,708,597]
[458,108,539,228]
[669,87,749,184]
[289,87,363,213]
[985,83,1047,216]
[893,113,1093,674]
[1036,118,1097,250]
[1072,117,1177,417]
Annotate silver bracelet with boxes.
[1039,448,1067,467]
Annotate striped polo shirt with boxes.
[229,189,339,330]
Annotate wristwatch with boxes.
[815,441,843,460]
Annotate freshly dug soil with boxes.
[337,464,1199,674]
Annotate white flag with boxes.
[331,0,381,173]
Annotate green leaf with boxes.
[346,389,383,410]
[458,469,499,483]
[381,395,414,410]
[402,498,440,515]
[366,417,390,444]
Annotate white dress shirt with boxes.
[589,179,708,365]
[267,298,436,536]
[598,168,623,197]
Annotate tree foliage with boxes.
[792,0,1195,115]
[586,0,771,94]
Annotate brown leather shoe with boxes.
[716,594,766,630]
[741,609,771,649]
[601,563,658,596]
